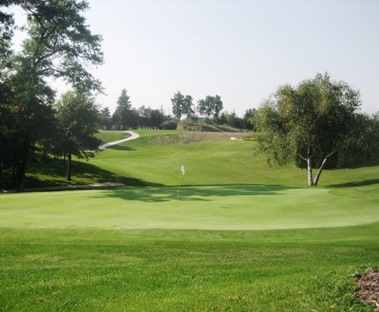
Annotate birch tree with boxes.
[256,73,361,186]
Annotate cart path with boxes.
[99,131,140,149]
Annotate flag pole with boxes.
[176,165,185,207]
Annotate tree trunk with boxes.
[313,151,336,186]
[66,153,72,181]
[12,164,17,181]
[15,160,27,192]
[307,158,314,186]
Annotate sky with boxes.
[10,0,379,116]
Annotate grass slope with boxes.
[1,130,379,311]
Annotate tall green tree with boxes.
[99,107,111,130]
[0,0,15,64]
[171,91,194,120]
[256,73,361,186]
[182,95,194,120]
[0,0,103,191]
[197,95,223,122]
[244,108,258,130]
[112,89,132,129]
[0,1,18,180]
[55,91,101,181]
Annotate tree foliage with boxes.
[171,91,194,120]
[55,91,101,181]
[112,89,133,129]
[197,95,223,122]
[256,73,363,186]
[0,0,103,191]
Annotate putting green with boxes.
[1,184,378,230]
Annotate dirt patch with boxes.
[357,272,379,310]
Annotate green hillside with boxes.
[91,130,379,188]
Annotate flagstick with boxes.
[176,170,183,207]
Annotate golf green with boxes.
[1,184,377,230]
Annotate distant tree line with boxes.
[99,89,176,131]
[98,89,257,131]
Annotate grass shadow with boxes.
[90,184,299,203]
[0,158,163,191]
[105,145,135,151]
[328,179,379,188]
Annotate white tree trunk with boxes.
[313,151,336,186]
[307,158,314,186]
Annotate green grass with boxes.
[1,129,379,311]
[94,130,131,143]
[0,227,377,311]
[0,185,378,230]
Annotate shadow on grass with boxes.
[2,158,163,190]
[328,179,379,188]
[106,145,135,151]
[88,184,299,203]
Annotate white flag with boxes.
[181,165,185,175]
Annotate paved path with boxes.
[99,131,140,150]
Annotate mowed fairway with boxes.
[1,130,379,311]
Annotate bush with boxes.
[161,119,178,130]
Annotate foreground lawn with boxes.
[0,225,377,311]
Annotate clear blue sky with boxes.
[19,0,379,116]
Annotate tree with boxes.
[182,95,194,120]
[197,96,213,119]
[149,108,165,129]
[0,0,15,64]
[220,111,244,129]
[171,91,194,120]
[197,95,223,122]
[137,106,165,129]
[256,73,361,186]
[55,91,101,181]
[244,108,258,130]
[0,1,18,180]
[112,89,132,129]
[213,95,223,121]
[0,0,103,191]
[99,107,111,130]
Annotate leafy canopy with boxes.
[256,73,362,186]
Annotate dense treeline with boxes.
[102,89,257,131]
[0,0,103,191]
